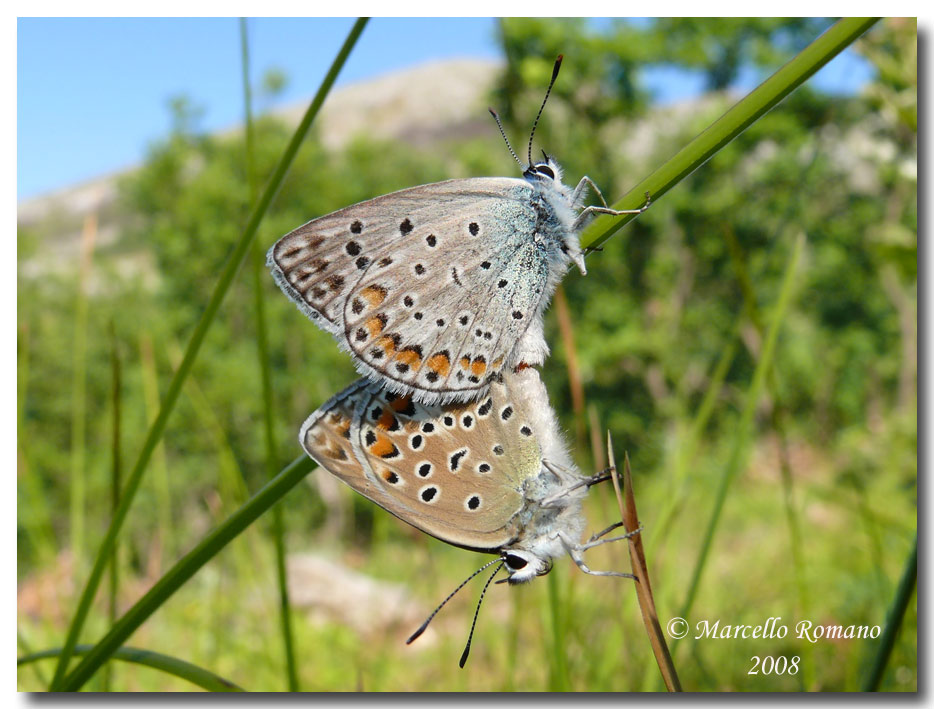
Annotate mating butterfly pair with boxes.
[268,56,647,665]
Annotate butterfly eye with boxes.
[504,553,528,570]
[534,164,555,179]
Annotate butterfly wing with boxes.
[301,370,548,553]
[269,178,565,404]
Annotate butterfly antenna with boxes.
[406,557,502,645]
[459,560,504,668]
[488,108,523,170]
[527,54,563,167]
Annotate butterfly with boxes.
[301,364,636,666]
[268,56,650,406]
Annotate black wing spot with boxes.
[395,363,409,373]
[484,332,492,340]
[410,435,423,450]
[422,423,435,433]
[414,264,425,275]
[493,444,504,456]
[378,257,393,267]
[350,220,363,234]
[501,406,513,421]
[443,415,455,427]
[385,471,400,484]
[369,348,384,360]
[498,279,507,288]
[520,425,532,436]
[345,241,361,256]
[364,430,376,446]
[451,267,462,286]
[449,449,468,472]
[462,415,473,429]
[400,218,413,235]
[355,256,370,270]
[512,310,524,319]
[355,328,367,342]
[403,295,414,307]
[420,486,438,503]
[436,318,445,327]
[477,398,492,416]
[478,462,491,473]
[426,372,439,382]
[469,222,479,236]
[467,495,481,510]
[418,463,432,478]
[351,298,364,314]
[480,261,491,269]
[459,315,468,326]
[414,312,423,320]
[426,234,436,247]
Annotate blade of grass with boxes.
[607,439,681,692]
[545,569,570,691]
[104,322,122,691]
[58,455,315,691]
[676,232,804,627]
[20,645,243,692]
[241,15,300,691]
[69,213,97,570]
[580,17,880,250]
[862,534,917,691]
[48,18,369,690]
[138,333,172,564]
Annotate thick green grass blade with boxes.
[241,16,300,691]
[20,645,243,692]
[48,18,369,690]
[58,455,315,691]
[862,534,918,691]
[580,17,880,250]
[677,232,805,624]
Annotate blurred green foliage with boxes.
[18,18,915,691]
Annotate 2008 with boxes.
[749,656,800,675]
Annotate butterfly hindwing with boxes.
[269,178,560,404]
[301,371,546,553]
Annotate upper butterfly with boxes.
[267,56,649,405]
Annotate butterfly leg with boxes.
[572,175,610,208]
[588,521,625,543]
[577,526,643,552]
[558,532,636,579]
[572,192,652,231]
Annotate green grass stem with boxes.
[579,17,880,250]
[104,323,122,691]
[862,534,917,691]
[677,232,805,625]
[58,455,316,691]
[241,16,300,691]
[48,18,368,690]
[20,645,243,692]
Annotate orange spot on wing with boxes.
[515,362,532,372]
[459,356,471,370]
[370,432,398,458]
[491,357,504,370]
[377,335,398,357]
[395,347,422,369]
[377,408,397,430]
[427,353,451,376]
[360,284,388,306]
[366,315,386,337]
[471,357,487,376]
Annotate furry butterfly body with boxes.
[301,366,600,582]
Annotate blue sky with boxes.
[17,18,875,201]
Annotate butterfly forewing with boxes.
[301,373,545,552]
[269,178,554,404]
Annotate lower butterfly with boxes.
[301,365,637,666]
